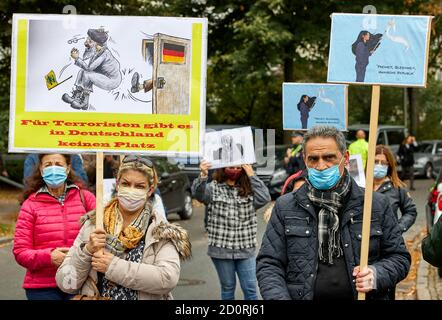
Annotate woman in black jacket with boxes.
[373,145,417,299]
[374,145,417,233]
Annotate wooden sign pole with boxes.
[95,152,104,230]
[358,85,380,300]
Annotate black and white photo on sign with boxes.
[203,127,256,169]
[347,154,366,188]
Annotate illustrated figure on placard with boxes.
[385,20,411,51]
[130,72,153,94]
[213,134,244,164]
[297,95,316,129]
[62,28,122,110]
[352,31,382,82]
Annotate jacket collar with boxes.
[294,177,364,226]
[376,180,393,193]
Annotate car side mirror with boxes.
[437,148,442,154]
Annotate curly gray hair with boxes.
[302,125,347,155]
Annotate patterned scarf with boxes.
[103,197,153,257]
[306,169,351,265]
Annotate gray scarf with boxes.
[307,169,351,264]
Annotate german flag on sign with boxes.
[162,43,185,64]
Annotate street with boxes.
[0,178,440,300]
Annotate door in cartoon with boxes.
[152,33,191,114]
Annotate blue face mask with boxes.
[307,157,344,190]
[374,164,388,179]
[42,166,68,188]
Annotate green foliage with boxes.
[417,79,442,139]
[0,110,8,153]
[3,156,24,183]
[0,0,441,148]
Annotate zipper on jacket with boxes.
[61,202,68,246]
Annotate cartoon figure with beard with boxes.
[62,28,122,110]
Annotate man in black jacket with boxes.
[256,125,411,300]
[397,135,417,190]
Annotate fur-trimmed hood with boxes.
[152,221,192,261]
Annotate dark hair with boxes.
[297,95,308,110]
[212,168,252,197]
[352,31,369,54]
[21,154,86,203]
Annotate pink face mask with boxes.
[224,168,243,181]
[117,187,147,213]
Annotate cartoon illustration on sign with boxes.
[129,34,191,114]
[328,13,432,87]
[61,28,122,110]
[283,83,347,131]
[10,14,208,155]
[352,31,382,82]
[23,17,197,114]
[297,95,316,129]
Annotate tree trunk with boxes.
[407,88,418,135]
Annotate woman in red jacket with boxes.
[13,153,96,300]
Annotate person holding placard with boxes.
[256,126,410,300]
[13,153,96,300]
[192,161,271,300]
[56,155,191,300]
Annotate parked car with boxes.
[153,157,193,220]
[425,170,442,277]
[345,124,408,154]
[412,140,442,179]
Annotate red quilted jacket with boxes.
[13,186,96,289]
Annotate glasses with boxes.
[122,155,154,167]
[374,160,389,166]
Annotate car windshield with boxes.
[386,130,405,145]
[416,143,433,153]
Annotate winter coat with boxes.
[192,175,271,253]
[13,186,96,289]
[55,210,191,300]
[256,179,411,300]
[375,181,417,233]
[397,143,416,167]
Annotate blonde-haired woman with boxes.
[56,155,191,300]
